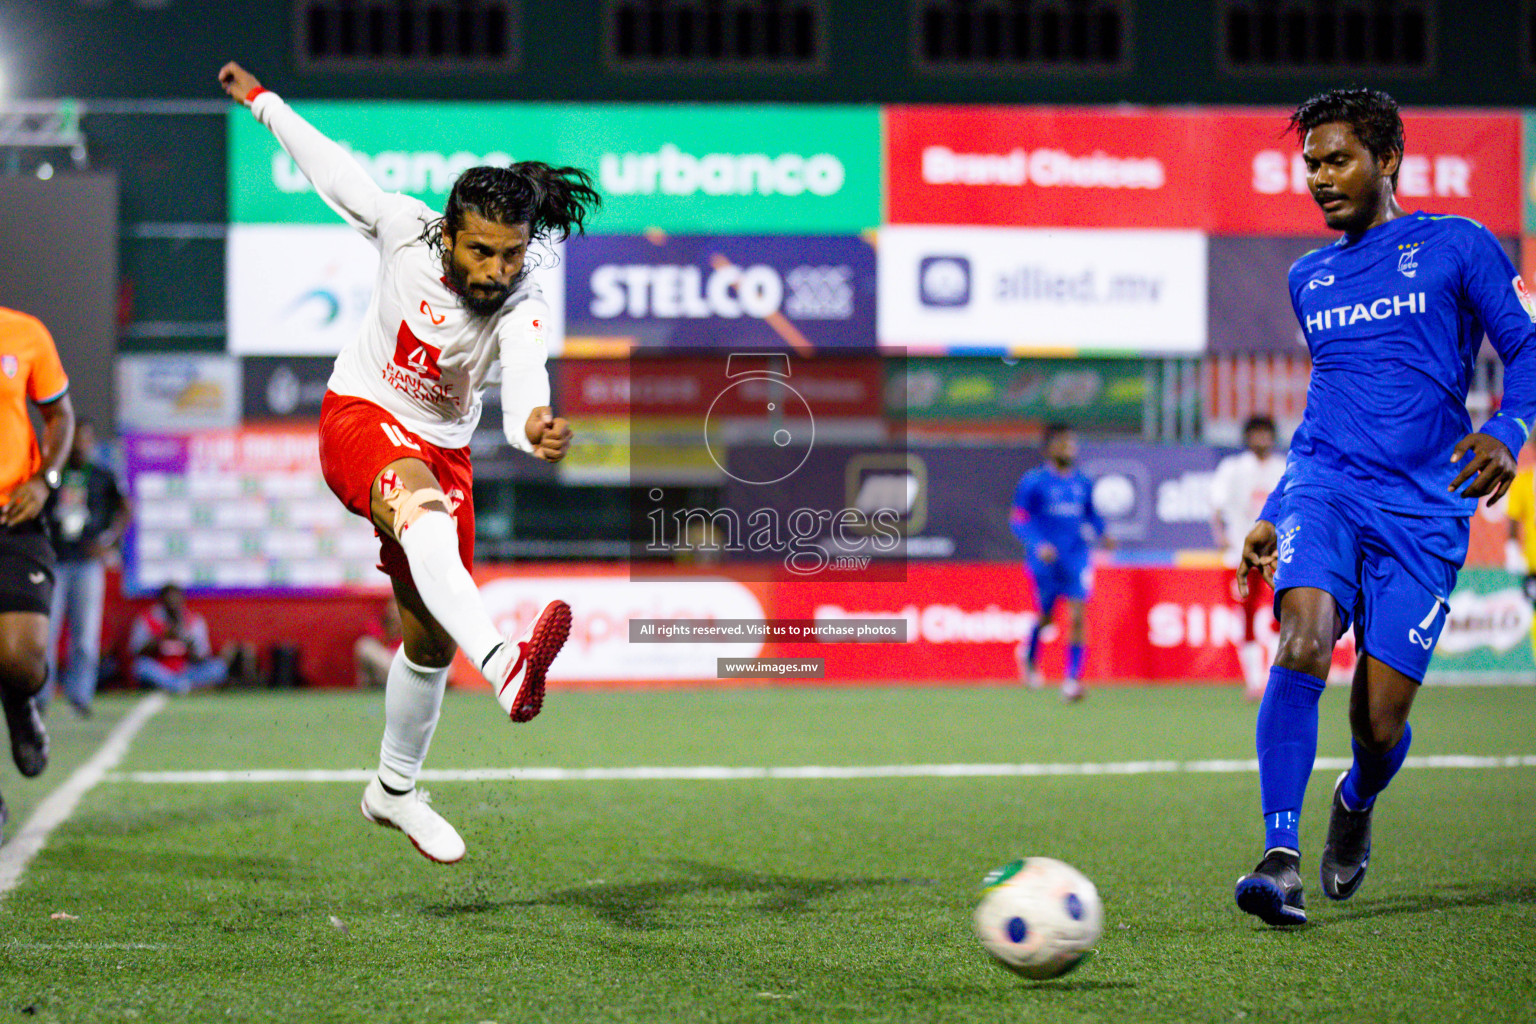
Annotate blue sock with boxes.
[1067,644,1086,680]
[1256,665,1326,852]
[1341,723,1412,810]
[1026,624,1043,666]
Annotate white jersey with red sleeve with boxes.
[248,91,550,452]
[1210,450,1288,567]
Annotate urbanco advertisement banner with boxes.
[885,106,1210,228]
[877,226,1207,354]
[228,102,881,234]
[1208,109,1523,236]
[565,234,877,351]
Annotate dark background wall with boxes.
[0,174,120,428]
[2,0,1533,106]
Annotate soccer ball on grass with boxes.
[973,856,1102,979]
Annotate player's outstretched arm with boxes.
[215,60,388,235]
[1448,432,1518,505]
[1237,520,1278,598]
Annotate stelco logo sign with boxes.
[590,263,855,320]
[598,144,847,198]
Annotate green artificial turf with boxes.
[1,685,1533,1024]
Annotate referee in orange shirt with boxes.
[0,306,75,840]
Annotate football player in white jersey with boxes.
[220,62,599,864]
[1210,415,1287,700]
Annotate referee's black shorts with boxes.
[0,521,55,615]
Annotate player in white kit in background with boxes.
[1210,415,1288,700]
[220,62,598,864]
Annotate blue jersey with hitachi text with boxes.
[1010,466,1105,560]
[1265,212,1536,520]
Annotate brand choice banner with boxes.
[567,235,877,350]
[878,226,1206,354]
[886,106,1209,228]
[229,102,880,233]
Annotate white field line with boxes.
[103,753,1536,786]
[0,692,169,897]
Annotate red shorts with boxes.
[318,391,475,584]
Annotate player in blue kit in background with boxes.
[1010,424,1113,703]
[1232,88,1536,926]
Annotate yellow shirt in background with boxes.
[1509,469,1536,573]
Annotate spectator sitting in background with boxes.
[129,584,237,694]
[43,418,130,718]
[354,596,403,689]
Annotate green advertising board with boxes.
[889,357,1146,428]
[1527,113,1536,236]
[1526,112,1536,236]
[1425,568,1536,683]
[229,102,881,233]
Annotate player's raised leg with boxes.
[369,457,569,722]
[1235,585,1338,926]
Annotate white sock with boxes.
[377,648,449,792]
[397,510,504,668]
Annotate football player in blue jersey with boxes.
[1232,88,1536,926]
[1010,423,1112,702]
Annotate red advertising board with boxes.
[764,563,1278,684]
[887,106,1523,235]
[557,356,885,418]
[886,105,1209,229]
[1207,108,1523,236]
[449,561,1353,688]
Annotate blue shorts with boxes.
[1028,554,1093,609]
[1272,487,1469,682]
